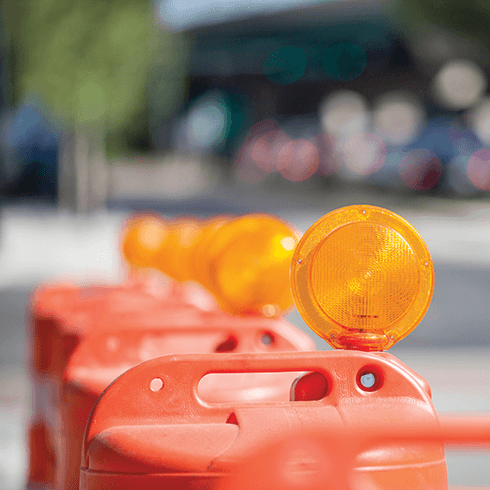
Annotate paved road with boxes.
[1,189,490,488]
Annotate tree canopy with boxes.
[4,0,188,152]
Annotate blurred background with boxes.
[1,0,490,488]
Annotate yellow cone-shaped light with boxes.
[291,205,434,350]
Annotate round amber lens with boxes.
[206,214,300,316]
[291,205,434,350]
[190,215,233,290]
[154,217,202,282]
[121,213,168,269]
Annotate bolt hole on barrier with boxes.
[261,332,274,346]
[356,365,384,392]
[150,377,164,392]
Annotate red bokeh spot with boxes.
[399,149,442,190]
[251,130,290,172]
[313,132,342,176]
[276,139,319,181]
[468,148,490,191]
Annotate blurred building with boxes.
[175,0,421,155]
[167,0,490,195]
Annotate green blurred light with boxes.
[322,43,367,82]
[263,46,307,85]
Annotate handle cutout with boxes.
[198,371,305,404]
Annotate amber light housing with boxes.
[121,213,169,269]
[291,205,434,350]
[204,214,301,317]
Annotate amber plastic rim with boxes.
[290,205,434,350]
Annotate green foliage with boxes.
[4,0,188,142]
[392,0,490,46]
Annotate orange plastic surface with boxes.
[29,282,314,490]
[80,350,446,490]
[291,205,434,350]
[58,317,313,490]
[26,280,213,490]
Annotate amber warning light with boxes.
[291,205,434,351]
[121,212,300,318]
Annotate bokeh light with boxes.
[467,148,490,191]
[399,149,442,190]
[251,130,290,173]
[312,132,342,176]
[185,91,231,151]
[446,154,480,196]
[432,59,487,110]
[233,120,281,182]
[263,46,307,85]
[373,92,425,145]
[319,91,369,142]
[322,43,367,81]
[276,139,319,181]
[468,97,490,146]
[342,132,386,175]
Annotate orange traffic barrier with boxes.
[27,281,209,490]
[79,349,444,490]
[58,316,312,490]
[78,204,459,490]
[27,211,308,490]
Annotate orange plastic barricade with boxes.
[56,316,313,490]
[27,211,303,490]
[79,349,445,490]
[27,280,211,490]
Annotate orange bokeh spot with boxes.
[291,205,434,351]
[121,213,169,269]
[276,139,320,181]
[468,148,490,190]
[204,214,300,316]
